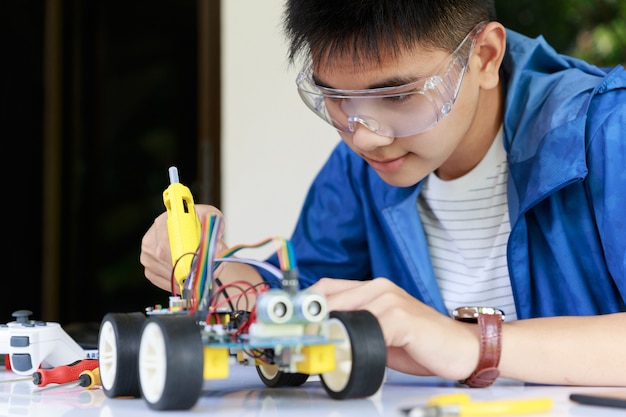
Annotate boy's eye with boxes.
[382,90,419,103]
[385,93,411,102]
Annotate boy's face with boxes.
[304,26,501,186]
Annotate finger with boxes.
[321,278,400,311]
[216,239,228,254]
[140,250,174,291]
[310,277,368,295]
[195,205,228,244]
[195,204,224,224]
[142,214,172,263]
[140,212,174,290]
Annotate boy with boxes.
[141,0,626,387]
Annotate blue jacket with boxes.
[265,30,626,319]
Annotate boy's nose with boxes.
[350,121,394,152]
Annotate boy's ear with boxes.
[474,22,506,90]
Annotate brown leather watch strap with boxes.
[462,313,503,388]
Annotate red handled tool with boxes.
[0,359,98,387]
[32,359,99,387]
[36,366,101,392]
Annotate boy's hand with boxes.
[140,204,226,291]
[311,277,480,381]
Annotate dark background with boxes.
[1,0,220,326]
[1,0,623,326]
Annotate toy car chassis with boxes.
[97,214,387,410]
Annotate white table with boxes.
[1,366,624,417]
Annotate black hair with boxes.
[283,0,496,68]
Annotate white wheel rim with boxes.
[321,318,352,392]
[98,321,118,391]
[258,364,280,380]
[139,322,168,404]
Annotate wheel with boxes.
[256,363,309,387]
[138,315,204,410]
[320,310,386,399]
[98,312,146,398]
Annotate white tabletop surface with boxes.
[1,365,625,417]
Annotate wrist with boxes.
[453,306,504,388]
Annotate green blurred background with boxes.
[497,0,626,66]
[1,0,624,327]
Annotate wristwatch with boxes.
[452,306,505,388]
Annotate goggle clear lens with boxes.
[296,22,486,138]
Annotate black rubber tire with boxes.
[256,364,309,387]
[138,315,204,410]
[98,312,146,398]
[320,310,387,399]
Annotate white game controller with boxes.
[0,310,86,375]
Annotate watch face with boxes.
[452,306,505,323]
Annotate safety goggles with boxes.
[296,22,487,138]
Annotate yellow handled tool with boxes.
[401,393,553,417]
[162,166,201,291]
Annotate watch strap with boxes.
[462,313,502,388]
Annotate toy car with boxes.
[97,214,387,411]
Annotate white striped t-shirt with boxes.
[417,127,518,321]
